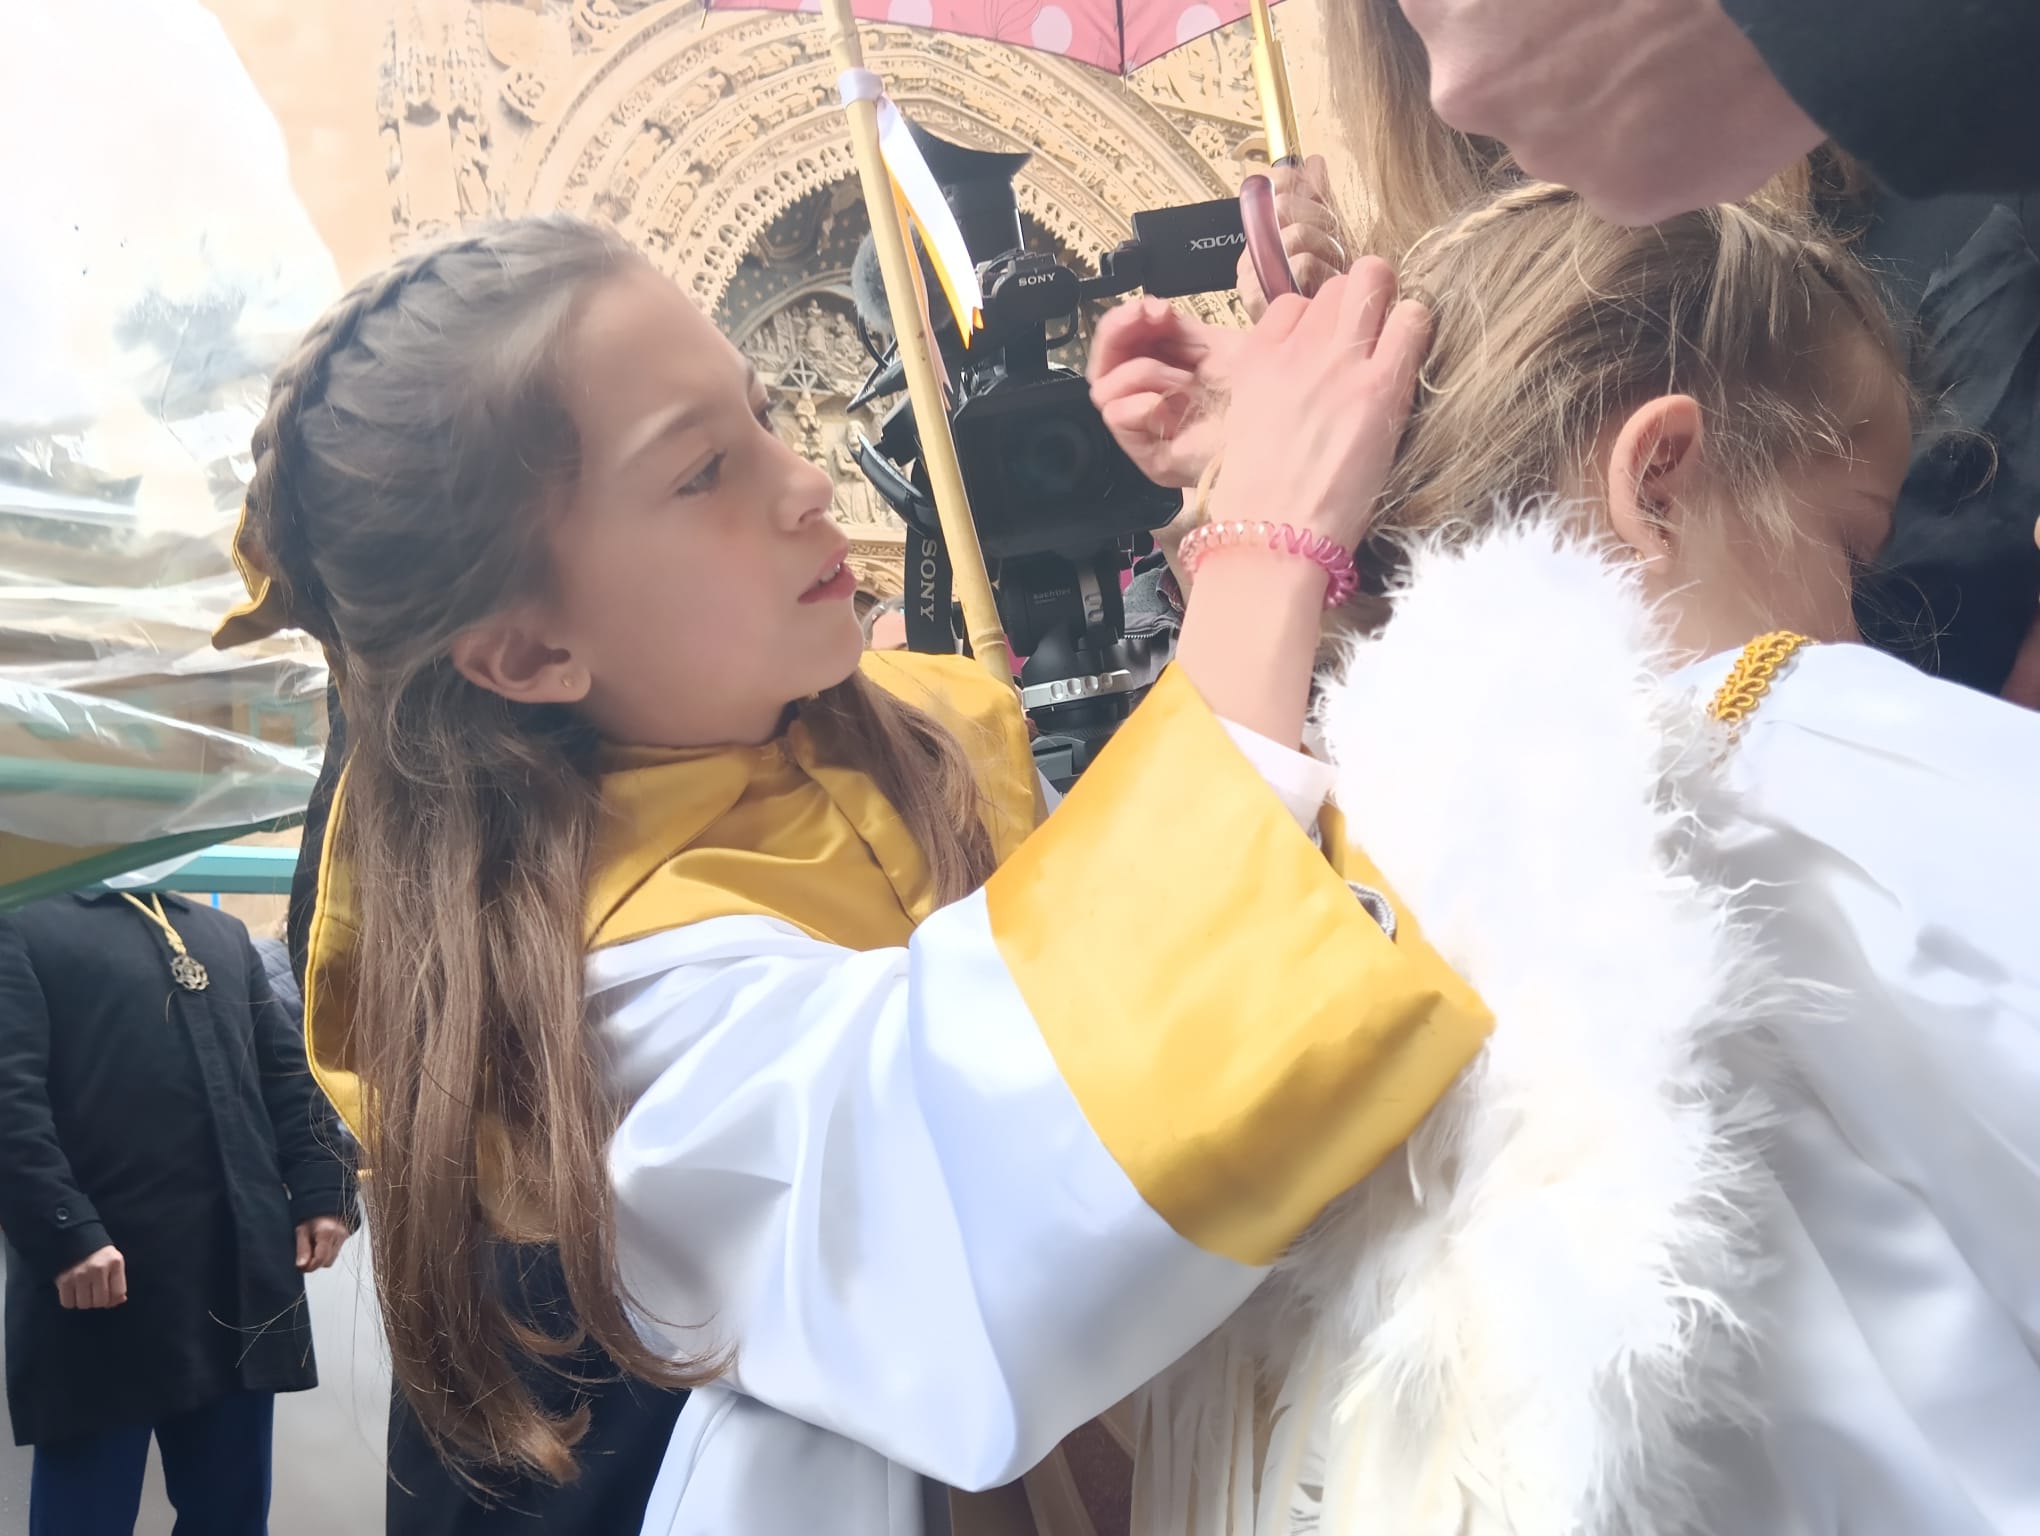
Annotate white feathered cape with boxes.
[1132,524,2040,1536]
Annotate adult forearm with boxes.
[0,922,109,1279]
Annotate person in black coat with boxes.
[0,892,354,1536]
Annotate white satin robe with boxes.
[1680,642,2040,1534]
[1150,530,2040,1536]
[593,727,1343,1536]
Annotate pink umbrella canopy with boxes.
[709,0,1287,76]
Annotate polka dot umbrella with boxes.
[716,0,1303,161]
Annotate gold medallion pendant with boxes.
[170,952,211,992]
[120,892,211,993]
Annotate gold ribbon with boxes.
[211,497,346,699]
[120,891,210,992]
[211,498,296,650]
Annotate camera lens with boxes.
[1009,415,1095,500]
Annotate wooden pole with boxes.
[818,0,1015,682]
[1248,0,1302,167]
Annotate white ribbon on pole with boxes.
[837,67,984,343]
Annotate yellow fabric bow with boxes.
[210,498,296,650]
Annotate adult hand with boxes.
[1398,0,1823,225]
[1088,298,1243,489]
[1210,260,1430,555]
[56,1245,127,1309]
[1236,156,1349,321]
[295,1215,350,1273]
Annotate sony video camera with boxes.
[849,121,1249,789]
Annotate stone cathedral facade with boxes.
[373,0,1282,599]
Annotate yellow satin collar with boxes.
[588,650,1038,952]
[301,650,1036,1137]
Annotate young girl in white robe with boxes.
[209,215,1493,1536]
[1092,181,2040,1536]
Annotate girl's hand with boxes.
[1210,259,1430,557]
[1088,298,1242,489]
[1168,263,1429,748]
[1236,156,1349,321]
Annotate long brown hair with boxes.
[1346,183,1905,623]
[244,216,995,1483]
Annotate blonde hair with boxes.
[1318,0,1514,263]
[244,216,994,1484]
[1352,183,1904,613]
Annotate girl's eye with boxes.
[676,454,724,497]
[755,405,776,434]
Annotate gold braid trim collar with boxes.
[1707,630,1813,733]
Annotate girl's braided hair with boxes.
[249,217,994,1484]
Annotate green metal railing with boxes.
[0,757,311,906]
[1,822,304,909]
[0,757,222,800]
[142,843,301,894]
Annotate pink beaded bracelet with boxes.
[1176,519,1361,609]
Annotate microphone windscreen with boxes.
[850,235,892,336]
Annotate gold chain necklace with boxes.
[120,891,211,992]
[1707,630,1813,737]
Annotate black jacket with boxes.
[0,894,352,1446]
[286,681,345,987]
[383,1247,687,1536]
[1722,0,2040,199]
[1855,198,2040,693]
[1716,1,2040,694]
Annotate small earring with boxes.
[560,670,583,695]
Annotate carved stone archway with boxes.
[717,184,913,592]
[381,0,1271,597]
[505,6,1258,322]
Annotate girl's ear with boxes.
[450,608,591,707]
[1605,393,1706,557]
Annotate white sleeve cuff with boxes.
[1219,718,1336,834]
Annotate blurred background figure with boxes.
[0,894,353,1536]
[862,594,910,651]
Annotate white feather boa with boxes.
[1133,525,1785,1536]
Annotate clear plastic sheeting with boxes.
[0,0,341,905]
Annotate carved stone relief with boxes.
[380,2,499,239]
[736,291,900,532]
[386,0,1270,595]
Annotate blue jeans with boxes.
[30,1390,273,1536]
